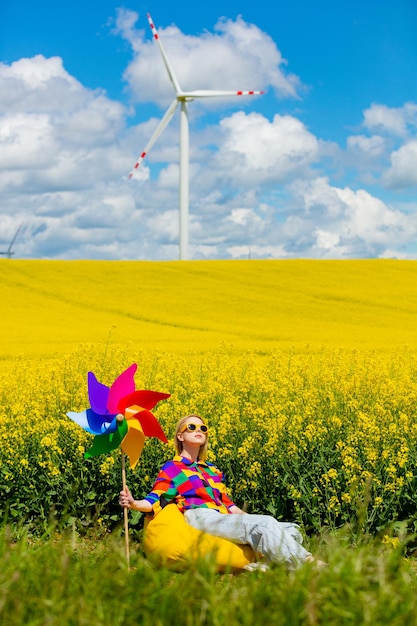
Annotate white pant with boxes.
[184,508,311,567]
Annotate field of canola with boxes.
[1,259,417,541]
[2,259,417,358]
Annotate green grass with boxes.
[2,259,417,360]
[1,528,416,626]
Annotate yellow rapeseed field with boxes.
[1,259,417,538]
[2,259,417,359]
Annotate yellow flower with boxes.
[99,456,115,476]
[381,535,400,549]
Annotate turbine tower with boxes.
[129,13,263,260]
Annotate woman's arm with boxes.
[119,461,179,513]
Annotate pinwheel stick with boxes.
[117,413,130,570]
[121,451,130,569]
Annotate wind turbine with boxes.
[0,223,22,258]
[128,13,264,260]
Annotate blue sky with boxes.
[1,0,417,259]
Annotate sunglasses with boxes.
[180,423,208,434]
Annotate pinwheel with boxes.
[67,363,170,568]
[67,363,170,469]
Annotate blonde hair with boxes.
[174,414,208,460]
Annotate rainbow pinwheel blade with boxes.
[119,390,171,413]
[136,409,168,443]
[84,419,128,459]
[67,409,118,435]
[107,364,137,414]
[88,372,109,415]
[67,410,96,434]
[87,409,118,435]
[121,421,146,470]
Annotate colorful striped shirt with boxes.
[144,455,236,515]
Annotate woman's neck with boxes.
[180,445,200,462]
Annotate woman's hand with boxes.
[119,487,133,509]
[119,488,153,513]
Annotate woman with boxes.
[120,414,323,570]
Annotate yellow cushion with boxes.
[143,504,256,571]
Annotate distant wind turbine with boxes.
[0,223,22,258]
[128,13,264,260]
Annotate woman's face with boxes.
[177,416,208,446]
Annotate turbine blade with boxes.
[128,99,179,178]
[182,90,265,99]
[147,13,182,94]
[7,223,23,254]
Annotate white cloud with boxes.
[147,209,178,244]
[0,55,132,194]
[0,113,56,169]
[363,102,417,137]
[346,134,386,158]
[226,208,253,226]
[383,140,417,189]
[0,55,84,114]
[217,111,319,185]
[345,103,417,190]
[1,55,78,90]
[289,177,415,258]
